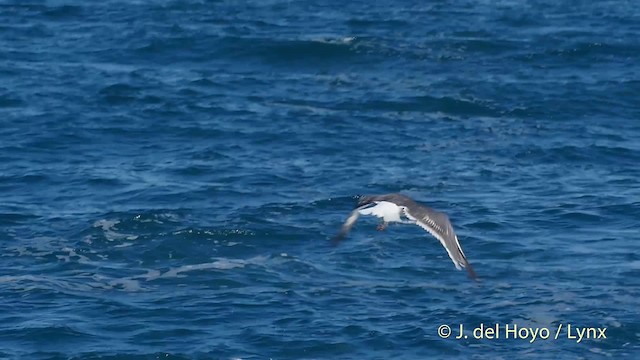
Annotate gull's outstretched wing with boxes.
[402,204,477,280]
[331,209,360,245]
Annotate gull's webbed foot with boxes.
[376,222,388,231]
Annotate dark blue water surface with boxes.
[1,0,639,359]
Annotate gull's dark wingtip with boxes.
[330,230,348,246]
[465,262,479,281]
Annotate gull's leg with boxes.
[376,221,388,231]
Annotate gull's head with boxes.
[356,195,376,208]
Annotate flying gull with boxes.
[333,193,477,280]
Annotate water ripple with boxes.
[1,0,640,358]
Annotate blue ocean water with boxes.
[1,0,639,358]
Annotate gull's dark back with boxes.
[365,194,457,240]
[357,193,416,208]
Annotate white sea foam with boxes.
[55,247,91,264]
[0,274,143,293]
[93,219,139,241]
[140,255,269,280]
